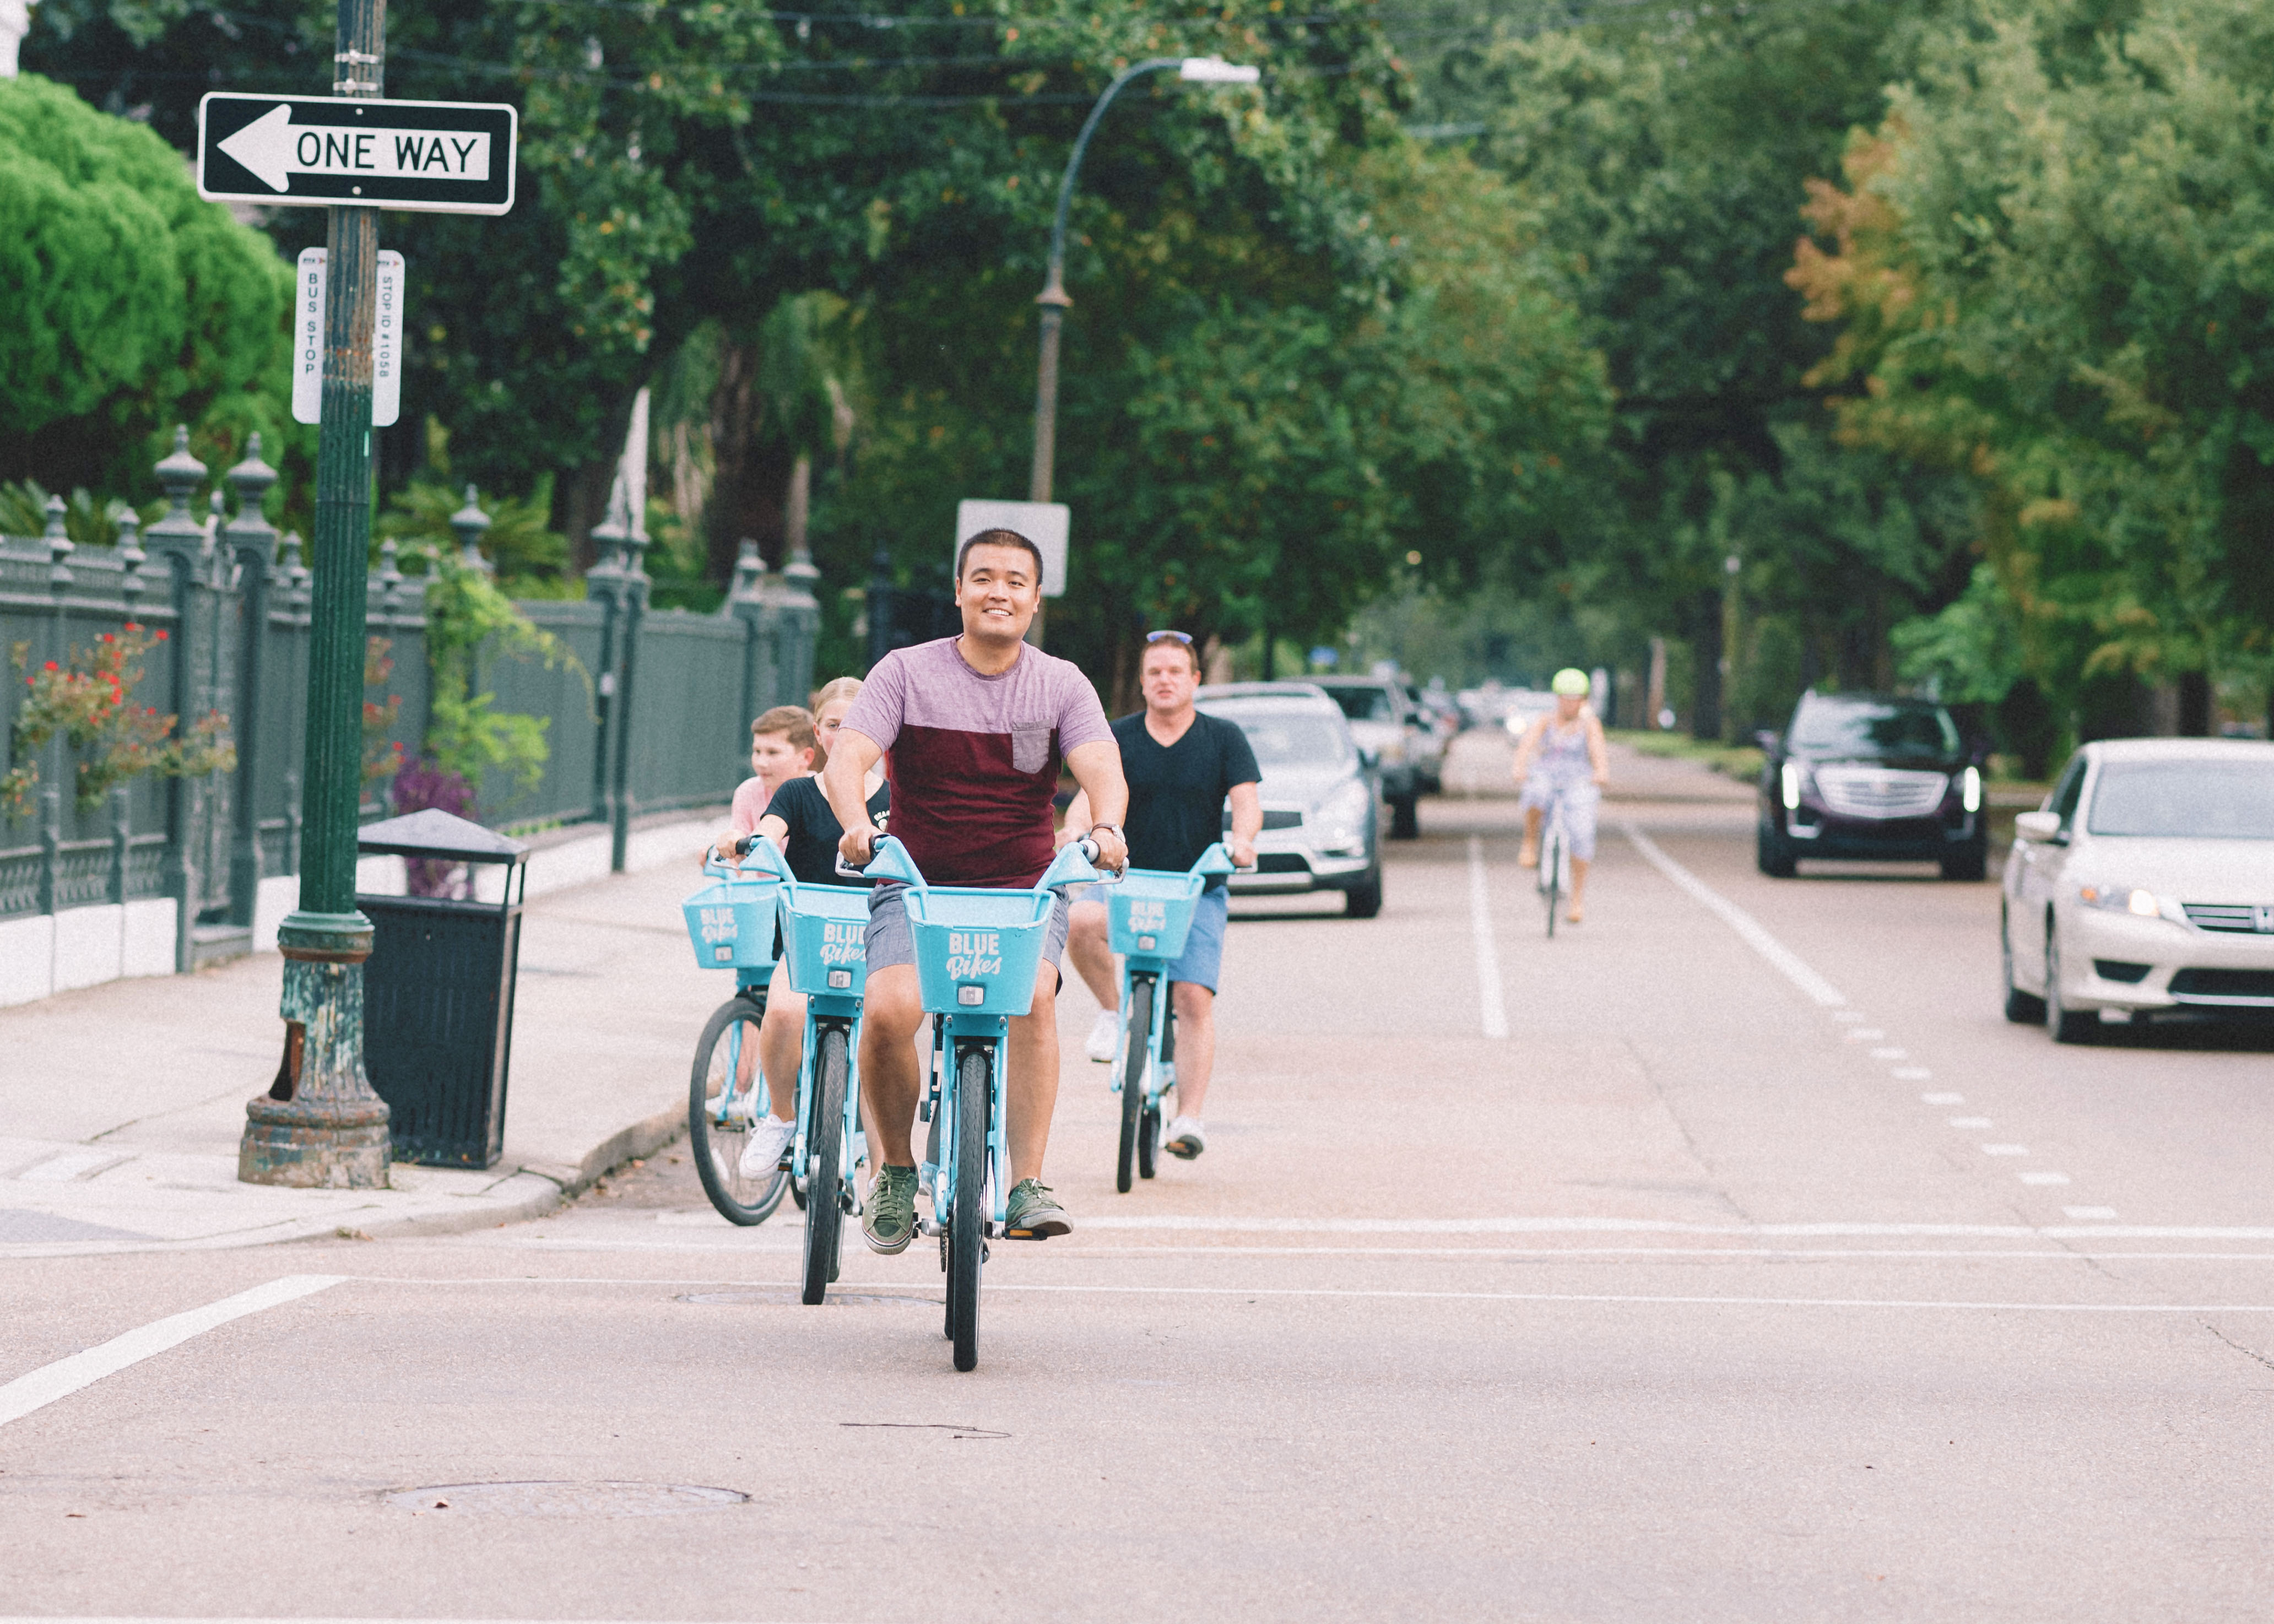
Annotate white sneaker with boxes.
[1162,1116,1206,1160]
[737,1114,795,1178]
[1084,1009,1120,1064]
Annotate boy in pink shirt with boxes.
[708,706,817,867]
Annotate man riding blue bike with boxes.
[822,529,1129,1249]
[1064,630,1261,1161]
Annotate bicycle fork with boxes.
[918,1014,1010,1242]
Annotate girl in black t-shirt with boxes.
[735,678,891,1179]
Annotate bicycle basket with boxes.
[681,874,779,970]
[1106,868,1206,959]
[899,884,1057,1016]
[779,883,872,998]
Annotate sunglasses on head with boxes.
[1145,630,1194,647]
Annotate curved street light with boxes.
[1027,57,1260,510]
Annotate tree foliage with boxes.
[0,72,299,498]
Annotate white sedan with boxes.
[2003,737,2274,1041]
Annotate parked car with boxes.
[2002,738,2274,1041]
[1195,682,1383,918]
[1756,691,1988,880]
[1497,689,1558,745]
[1310,676,1437,840]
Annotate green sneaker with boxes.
[863,1165,919,1255]
[1003,1178,1071,1240]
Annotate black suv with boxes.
[1756,692,1988,880]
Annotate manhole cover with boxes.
[677,1290,937,1308]
[382,1481,747,1518]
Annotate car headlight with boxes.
[2078,884,2162,918]
[1315,780,1372,852]
[1779,762,1804,811]
[1961,765,1981,814]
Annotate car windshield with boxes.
[2086,760,2274,838]
[1203,707,1352,768]
[1324,686,1399,722]
[1790,700,1958,758]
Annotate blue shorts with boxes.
[1165,886,1230,993]
[864,884,1071,977]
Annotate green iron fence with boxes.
[0,432,819,1000]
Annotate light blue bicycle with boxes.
[679,858,787,1225]
[737,835,870,1305]
[859,833,1106,1372]
[1103,843,1235,1192]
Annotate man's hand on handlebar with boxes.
[1230,838,1258,872]
[1088,826,1129,875]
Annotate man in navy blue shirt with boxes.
[1063,631,1261,1160]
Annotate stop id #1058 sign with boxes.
[292,249,403,427]
[197,93,516,214]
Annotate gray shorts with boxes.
[865,883,1073,983]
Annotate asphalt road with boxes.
[6,738,2273,1622]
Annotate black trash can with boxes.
[355,809,530,1169]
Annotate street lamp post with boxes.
[238,0,393,1187]
[1027,56,1259,560]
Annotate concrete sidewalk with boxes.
[0,814,733,1258]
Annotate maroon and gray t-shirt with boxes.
[841,637,1113,888]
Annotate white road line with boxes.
[1923,1092,1965,1105]
[1623,821,1851,1008]
[1893,1067,1932,1080]
[2020,1172,2072,1186]
[1983,1144,2029,1156]
[1078,1215,2274,1239]
[1466,835,1509,1040]
[985,1282,2274,1313]
[0,1274,343,1430]
[1948,1117,1993,1129]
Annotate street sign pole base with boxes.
[239,1094,392,1189]
[240,909,391,1188]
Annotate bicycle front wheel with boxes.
[1116,978,1152,1194]
[946,1043,990,1372]
[689,998,790,1226]
[800,1024,849,1304]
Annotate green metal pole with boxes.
[240,0,393,1188]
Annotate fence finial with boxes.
[42,493,72,590]
[147,426,208,560]
[116,509,146,606]
[450,484,492,571]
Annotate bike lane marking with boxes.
[1465,834,1510,1040]
[0,1274,344,1430]
[1618,821,1846,1007]
[1620,819,2100,1203]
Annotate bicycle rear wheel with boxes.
[800,1025,849,1304]
[1543,827,1562,940]
[947,1043,990,1372]
[689,998,790,1226]
[1116,977,1152,1194]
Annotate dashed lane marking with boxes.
[0,1275,344,1430]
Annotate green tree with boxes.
[0,72,297,499]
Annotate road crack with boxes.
[2203,1323,2274,1376]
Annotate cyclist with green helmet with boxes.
[1511,668,1610,923]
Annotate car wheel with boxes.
[1388,794,1420,841]
[2001,907,2045,1024]
[1343,868,1384,918]
[1756,821,1796,879]
[1941,835,1989,883]
[2045,927,2096,1044]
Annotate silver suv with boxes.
[1195,683,1383,918]
[1309,676,1437,840]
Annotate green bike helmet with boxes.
[1551,667,1590,696]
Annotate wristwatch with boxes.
[1087,822,1123,842]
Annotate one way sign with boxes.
[197,93,516,215]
